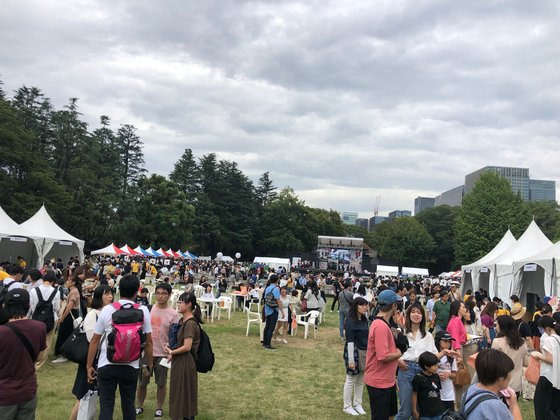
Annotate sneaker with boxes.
[343,407,359,416]
[135,407,144,415]
[264,345,276,350]
[281,339,288,344]
[274,338,282,342]
[353,404,366,415]
[52,356,68,363]
[154,408,163,418]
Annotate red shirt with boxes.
[364,318,398,389]
[0,319,47,405]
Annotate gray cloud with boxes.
[1,0,559,216]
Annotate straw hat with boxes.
[511,302,526,320]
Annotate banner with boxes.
[480,267,489,273]
[9,237,27,242]
[524,263,537,272]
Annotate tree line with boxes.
[0,81,346,258]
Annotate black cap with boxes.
[5,288,30,306]
[435,330,455,341]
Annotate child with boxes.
[136,287,150,306]
[412,351,445,420]
[434,331,458,411]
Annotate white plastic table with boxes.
[199,297,220,323]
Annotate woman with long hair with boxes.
[342,297,369,416]
[167,292,203,420]
[491,315,528,400]
[53,270,84,362]
[70,285,113,420]
[446,300,472,405]
[396,302,452,419]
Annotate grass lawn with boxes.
[36,297,536,419]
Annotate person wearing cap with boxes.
[0,289,47,419]
[434,331,458,411]
[510,298,533,350]
[364,289,402,420]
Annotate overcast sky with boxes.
[1,0,559,217]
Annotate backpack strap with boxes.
[37,288,45,303]
[46,288,58,303]
[461,390,499,418]
[112,302,122,310]
[4,322,37,362]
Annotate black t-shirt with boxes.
[412,371,445,417]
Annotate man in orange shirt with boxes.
[364,290,403,420]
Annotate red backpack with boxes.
[106,302,146,363]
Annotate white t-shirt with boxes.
[94,299,152,369]
[437,356,458,401]
[540,333,560,383]
[3,278,24,291]
[29,284,61,322]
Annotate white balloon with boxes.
[216,252,223,259]
[235,252,241,259]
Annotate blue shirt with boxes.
[264,284,281,316]
[462,384,512,420]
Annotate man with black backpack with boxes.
[28,270,60,368]
[86,274,153,420]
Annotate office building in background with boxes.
[340,211,358,225]
[435,185,465,207]
[414,197,435,215]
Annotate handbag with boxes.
[77,390,98,420]
[61,321,89,364]
[525,356,540,385]
[453,364,471,386]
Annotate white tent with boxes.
[20,205,85,267]
[91,243,126,256]
[376,265,399,276]
[0,206,42,266]
[253,256,291,271]
[461,230,517,296]
[511,241,560,306]
[402,267,429,276]
[219,256,234,263]
[485,221,552,302]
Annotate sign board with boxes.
[9,236,27,242]
[164,259,171,266]
[149,259,156,265]
[464,269,471,273]
[123,255,130,262]
[524,263,538,272]
[480,267,489,273]
[58,241,73,246]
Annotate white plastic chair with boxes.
[217,296,233,320]
[293,310,320,339]
[245,305,265,340]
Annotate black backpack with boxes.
[442,390,500,420]
[31,288,58,333]
[186,318,215,373]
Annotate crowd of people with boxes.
[2,256,560,419]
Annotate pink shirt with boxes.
[446,316,467,350]
[150,306,180,357]
[364,318,398,388]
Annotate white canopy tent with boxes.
[219,256,234,263]
[402,267,429,276]
[510,241,560,306]
[20,205,85,267]
[253,256,291,271]
[460,230,517,296]
[485,221,551,302]
[0,206,42,266]
[376,265,399,276]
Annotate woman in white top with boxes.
[70,285,113,420]
[273,287,292,344]
[532,316,560,420]
[396,302,456,420]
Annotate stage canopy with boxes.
[317,235,363,249]
[20,205,85,266]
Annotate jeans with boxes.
[98,365,138,420]
[0,395,37,420]
[343,372,364,409]
[331,293,339,311]
[396,361,422,420]
[339,310,348,338]
[263,310,278,346]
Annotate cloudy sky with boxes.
[1,0,559,217]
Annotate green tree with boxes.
[524,201,560,241]
[416,205,460,272]
[169,148,199,203]
[369,217,436,267]
[256,172,277,205]
[115,124,145,196]
[454,172,530,265]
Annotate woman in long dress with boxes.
[166,292,202,420]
